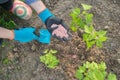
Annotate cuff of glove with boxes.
[9,30,14,40]
[38,8,54,23]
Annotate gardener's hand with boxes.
[45,17,71,41]
[13,27,38,43]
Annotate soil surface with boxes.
[0,0,120,80]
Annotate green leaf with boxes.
[73,8,81,15]
[84,25,91,33]
[86,41,95,49]
[94,69,105,80]
[79,19,85,29]
[0,18,5,26]
[83,33,89,41]
[84,61,91,68]
[99,62,107,70]
[81,4,92,10]
[83,77,90,80]
[75,68,83,80]
[79,66,86,73]
[108,73,117,80]
[84,25,94,33]
[50,49,57,54]
[40,49,59,68]
[85,14,93,25]
[70,12,77,19]
[92,62,98,69]
[97,30,107,37]
[44,49,49,53]
[6,21,16,29]
[99,37,107,42]
[70,25,77,32]
[3,58,10,64]
[96,40,103,48]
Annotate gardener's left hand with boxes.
[13,27,38,42]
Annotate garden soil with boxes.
[0,0,120,80]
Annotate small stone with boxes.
[13,48,18,52]
[81,55,85,60]
[31,44,36,51]
[104,26,109,29]
[117,59,120,64]
[72,55,77,59]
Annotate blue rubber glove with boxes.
[38,29,51,44]
[14,27,38,43]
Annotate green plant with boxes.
[0,9,16,29]
[0,17,16,29]
[70,4,93,31]
[2,57,10,64]
[40,49,59,68]
[75,61,117,80]
[70,4,107,49]
[83,25,107,49]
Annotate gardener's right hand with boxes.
[12,27,38,43]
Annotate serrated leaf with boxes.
[96,40,103,48]
[79,19,85,29]
[83,77,90,80]
[86,13,93,25]
[84,25,91,33]
[97,30,107,37]
[79,66,86,73]
[94,69,105,80]
[44,49,49,53]
[92,62,98,69]
[99,62,107,70]
[108,73,117,80]
[99,37,107,42]
[83,33,89,41]
[75,68,83,80]
[73,8,81,15]
[50,49,57,54]
[86,41,95,49]
[89,25,95,32]
[70,25,77,32]
[81,4,92,10]
[84,61,91,68]
[70,12,77,19]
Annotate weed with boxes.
[0,8,16,29]
[2,57,10,65]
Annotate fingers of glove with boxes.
[53,35,70,41]
[61,21,69,30]
[27,28,39,40]
[52,33,70,41]
[52,34,63,41]
[32,34,39,40]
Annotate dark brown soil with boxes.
[0,0,120,80]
